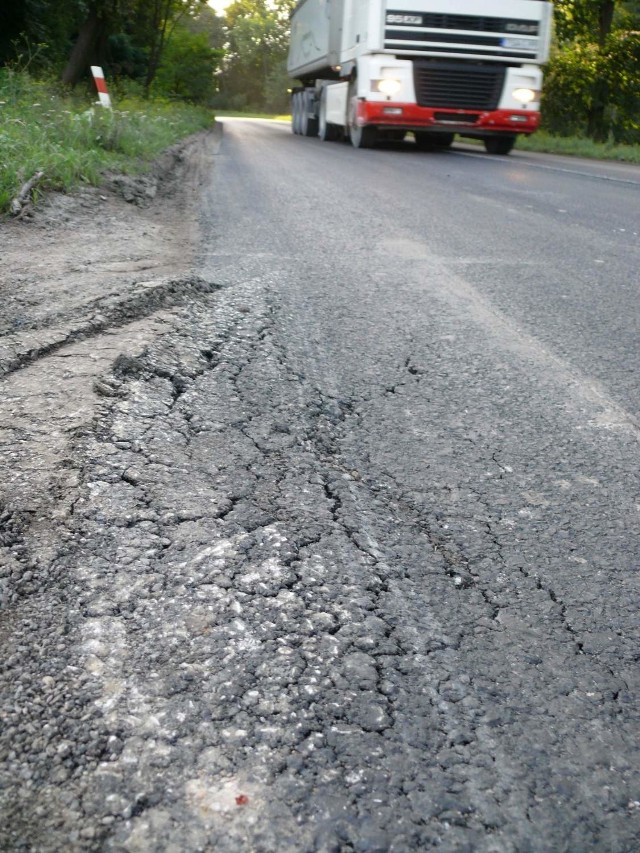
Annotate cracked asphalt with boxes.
[1,120,639,851]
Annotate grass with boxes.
[516,131,640,163]
[0,70,215,215]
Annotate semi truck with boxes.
[287,0,553,153]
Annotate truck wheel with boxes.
[484,136,516,155]
[293,92,305,135]
[350,125,378,148]
[302,91,319,137]
[319,91,339,141]
[291,92,300,134]
[348,81,377,149]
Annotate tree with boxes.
[0,0,221,105]
[59,0,208,91]
[185,4,226,53]
[154,24,223,102]
[128,0,207,93]
[217,0,295,110]
[61,2,115,85]
[1,0,93,71]
[553,0,615,44]
[546,0,640,141]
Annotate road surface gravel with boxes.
[0,120,639,852]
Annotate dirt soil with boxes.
[0,127,220,599]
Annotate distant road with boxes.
[213,118,640,419]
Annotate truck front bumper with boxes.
[356,102,540,135]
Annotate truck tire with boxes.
[348,81,377,149]
[319,90,339,141]
[301,90,319,137]
[350,124,378,149]
[484,136,516,155]
[291,92,300,134]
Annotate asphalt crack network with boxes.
[0,276,220,380]
[1,273,639,852]
[362,344,631,677]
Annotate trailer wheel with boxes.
[293,91,306,135]
[484,136,516,155]
[291,92,300,134]
[301,91,319,137]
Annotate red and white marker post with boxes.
[91,66,112,108]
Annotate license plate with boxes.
[501,37,535,50]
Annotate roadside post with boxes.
[91,66,112,108]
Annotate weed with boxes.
[516,131,640,163]
[0,70,215,215]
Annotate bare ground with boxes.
[0,128,222,592]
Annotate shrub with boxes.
[541,43,599,137]
[153,28,223,104]
[0,70,215,214]
[542,31,640,143]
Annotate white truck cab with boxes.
[288,0,553,153]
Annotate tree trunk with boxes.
[144,0,190,95]
[143,0,166,95]
[61,6,107,87]
[586,1,616,140]
[598,0,616,47]
[587,76,610,141]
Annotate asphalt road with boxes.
[1,120,639,852]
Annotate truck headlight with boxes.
[374,78,402,97]
[512,87,539,104]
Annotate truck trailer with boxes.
[287,0,553,153]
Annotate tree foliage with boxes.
[0,0,223,104]
[128,0,208,92]
[154,27,224,102]
[546,0,640,141]
[215,0,295,112]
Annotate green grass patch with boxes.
[516,131,640,163]
[0,70,215,215]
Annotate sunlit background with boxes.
[208,0,231,15]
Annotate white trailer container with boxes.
[288,0,553,153]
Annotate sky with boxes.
[208,0,232,15]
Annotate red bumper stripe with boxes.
[357,102,539,134]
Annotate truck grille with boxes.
[420,14,538,34]
[413,61,505,110]
[384,10,539,57]
[385,11,539,35]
